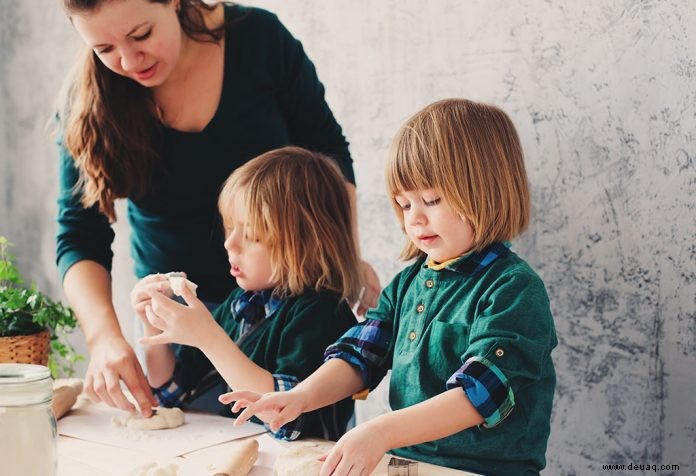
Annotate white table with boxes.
[57,400,478,475]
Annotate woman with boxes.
[56,0,379,416]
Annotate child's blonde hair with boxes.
[218,146,362,301]
[386,98,531,260]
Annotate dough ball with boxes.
[112,407,185,431]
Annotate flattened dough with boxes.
[167,273,198,297]
[274,442,332,476]
[112,407,185,430]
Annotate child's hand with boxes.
[222,389,308,432]
[130,274,171,334]
[138,283,216,348]
[218,391,281,425]
[318,421,390,476]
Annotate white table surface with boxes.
[56,400,478,475]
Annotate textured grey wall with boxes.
[1,1,694,474]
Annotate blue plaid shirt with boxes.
[325,242,515,428]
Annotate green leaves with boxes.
[0,235,82,377]
[0,237,23,285]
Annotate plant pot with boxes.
[0,329,51,366]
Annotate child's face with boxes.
[394,189,475,262]
[222,190,276,292]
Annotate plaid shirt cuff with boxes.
[151,377,186,408]
[446,356,515,428]
[323,319,392,389]
[266,373,304,441]
[150,359,191,407]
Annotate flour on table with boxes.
[274,442,332,476]
[129,462,179,476]
[112,407,185,430]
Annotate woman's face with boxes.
[70,0,183,87]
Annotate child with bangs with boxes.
[225,99,557,475]
[130,146,362,441]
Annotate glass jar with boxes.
[0,363,57,476]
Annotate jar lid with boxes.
[0,364,53,406]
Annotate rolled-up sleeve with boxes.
[324,319,392,391]
[446,356,514,428]
[450,271,555,428]
[265,373,304,441]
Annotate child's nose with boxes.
[223,233,240,251]
[406,208,426,226]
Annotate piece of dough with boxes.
[211,438,259,476]
[52,379,83,420]
[274,442,332,476]
[168,273,198,297]
[112,407,185,430]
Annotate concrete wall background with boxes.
[1,1,694,474]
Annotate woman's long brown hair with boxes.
[60,0,227,221]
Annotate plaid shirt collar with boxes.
[424,242,512,277]
[231,289,284,325]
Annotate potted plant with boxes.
[0,236,82,377]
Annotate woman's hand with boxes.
[354,259,381,316]
[223,389,309,432]
[138,284,217,348]
[84,336,157,417]
[318,421,391,476]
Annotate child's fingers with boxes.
[145,305,166,330]
[148,290,182,317]
[269,404,298,431]
[134,301,149,319]
[132,279,168,302]
[233,405,258,426]
[138,334,170,346]
[318,448,343,476]
[231,400,252,413]
[179,283,201,307]
[218,390,260,405]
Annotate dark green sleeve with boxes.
[55,137,115,282]
[269,13,355,184]
[465,269,556,393]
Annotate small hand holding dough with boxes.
[112,407,185,430]
[167,272,198,297]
